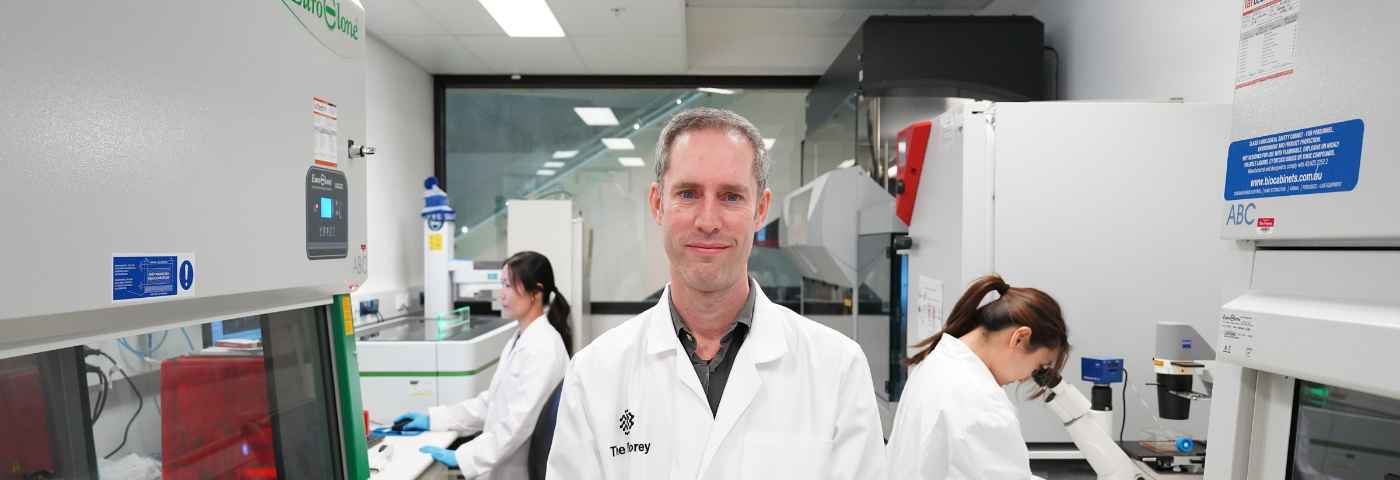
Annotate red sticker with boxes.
[1257,217,1275,228]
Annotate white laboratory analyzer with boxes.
[0,1,378,478]
[1205,1,1400,478]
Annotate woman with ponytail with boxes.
[400,251,572,478]
[886,274,1070,479]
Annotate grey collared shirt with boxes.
[669,281,757,416]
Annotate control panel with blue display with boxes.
[1082,357,1124,384]
[306,166,348,259]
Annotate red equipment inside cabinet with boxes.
[161,355,277,480]
[0,364,55,477]
[895,120,933,226]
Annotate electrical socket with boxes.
[395,293,410,312]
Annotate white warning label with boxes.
[1235,0,1301,89]
[1220,312,1257,359]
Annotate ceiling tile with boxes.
[687,33,852,75]
[549,0,685,37]
[414,0,507,35]
[687,7,868,36]
[572,36,686,74]
[799,0,915,8]
[911,0,995,9]
[377,34,494,73]
[459,37,590,74]
[365,0,445,36]
[686,0,799,6]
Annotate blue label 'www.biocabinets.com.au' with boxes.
[112,254,196,302]
[1224,119,1365,201]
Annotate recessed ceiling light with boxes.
[543,161,565,168]
[633,123,641,131]
[838,159,856,169]
[697,87,736,95]
[460,226,470,234]
[573,107,619,126]
[553,150,578,159]
[602,138,635,150]
[618,157,646,168]
[763,138,776,150]
[675,99,683,105]
[477,0,565,38]
[536,169,557,176]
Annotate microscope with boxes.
[1034,360,1146,480]
[1032,322,1217,478]
[1118,322,1214,473]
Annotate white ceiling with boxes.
[369,0,1039,75]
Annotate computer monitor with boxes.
[202,316,262,347]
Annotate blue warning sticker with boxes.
[112,254,196,302]
[1224,119,1365,201]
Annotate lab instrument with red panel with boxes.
[894,121,932,226]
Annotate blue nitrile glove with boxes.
[392,412,430,432]
[420,446,459,468]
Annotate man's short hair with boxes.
[653,107,770,193]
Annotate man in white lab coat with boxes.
[546,108,888,480]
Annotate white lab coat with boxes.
[886,334,1042,479]
[428,316,568,479]
[545,282,887,480]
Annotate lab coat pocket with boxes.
[740,433,830,479]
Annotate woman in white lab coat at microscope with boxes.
[886,274,1071,479]
[396,250,572,479]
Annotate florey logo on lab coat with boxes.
[609,409,651,458]
[619,409,636,435]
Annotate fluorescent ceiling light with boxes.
[618,157,646,168]
[697,87,735,95]
[602,138,635,150]
[543,161,565,168]
[553,150,578,159]
[838,159,856,169]
[573,107,618,126]
[478,0,565,38]
[536,169,557,176]
[763,138,776,150]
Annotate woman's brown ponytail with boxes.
[906,274,1068,375]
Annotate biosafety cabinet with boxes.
[1206,1,1400,478]
[0,2,374,478]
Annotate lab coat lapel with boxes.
[698,286,787,476]
[644,287,707,402]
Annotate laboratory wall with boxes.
[355,35,435,318]
[1037,1,1242,103]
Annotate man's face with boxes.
[649,128,771,294]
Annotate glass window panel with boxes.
[0,350,96,478]
[0,306,347,479]
[443,88,808,302]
